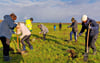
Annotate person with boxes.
[38,24,49,41]
[78,15,99,61]
[0,13,17,61]
[16,23,33,51]
[54,24,56,31]
[59,22,62,30]
[68,17,78,42]
[25,18,33,32]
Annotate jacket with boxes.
[70,20,78,32]
[40,24,49,34]
[17,23,31,39]
[26,19,32,31]
[79,18,99,36]
[0,15,17,39]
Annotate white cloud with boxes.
[0,0,100,23]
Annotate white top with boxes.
[17,23,31,38]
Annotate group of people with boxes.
[0,13,49,61]
[68,15,99,61]
[0,13,99,62]
[53,22,62,31]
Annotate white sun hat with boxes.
[81,15,88,21]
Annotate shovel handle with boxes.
[87,24,90,53]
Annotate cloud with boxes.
[0,0,100,23]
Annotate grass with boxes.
[0,23,100,63]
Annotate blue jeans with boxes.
[70,31,77,40]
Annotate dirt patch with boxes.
[67,49,77,59]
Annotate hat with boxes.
[81,15,87,21]
[71,17,75,21]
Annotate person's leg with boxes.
[21,36,28,51]
[0,37,10,61]
[25,35,33,50]
[74,32,77,42]
[70,31,73,40]
[43,34,46,41]
[91,34,98,55]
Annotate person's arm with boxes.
[79,23,85,36]
[68,23,73,28]
[7,18,17,29]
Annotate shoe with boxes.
[84,53,88,62]
[22,46,26,51]
[93,51,97,55]
[30,46,33,50]
[75,40,77,42]
[3,56,11,61]
[68,40,72,42]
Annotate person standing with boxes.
[78,15,99,61]
[68,17,78,42]
[54,24,56,31]
[25,18,33,32]
[0,13,17,61]
[38,24,49,41]
[59,22,62,30]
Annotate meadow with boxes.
[0,23,100,63]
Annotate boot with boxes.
[30,46,33,50]
[84,53,88,62]
[93,51,97,55]
[3,56,11,61]
[75,40,77,42]
[68,40,72,42]
[22,46,26,51]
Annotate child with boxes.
[16,22,33,51]
[38,24,49,41]
[54,24,56,31]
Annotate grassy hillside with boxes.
[0,23,100,63]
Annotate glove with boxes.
[88,26,92,29]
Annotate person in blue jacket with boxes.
[78,15,99,61]
[0,13,17,61]
[54,24,56,31]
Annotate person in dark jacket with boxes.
[0,13,17,61]
[38,24,49,41]
[59,22,62,30]
[78,15,99,61]
[68,17,78,42]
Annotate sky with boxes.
[0,0,100,23]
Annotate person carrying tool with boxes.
[78,15,99,61]
[16,22,33,51]
[0,13,17,61]
[38,24,49,41]
[68,17,78,42]
[25,18,33,32]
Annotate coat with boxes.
[0,15,17,39]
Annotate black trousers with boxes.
[43,34,46,40]
[0,37,9,56]
[21,35,32,47]
[85,34,98,53]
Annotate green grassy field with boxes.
[0,23,100,63]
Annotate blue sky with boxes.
[0,0,100,23]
